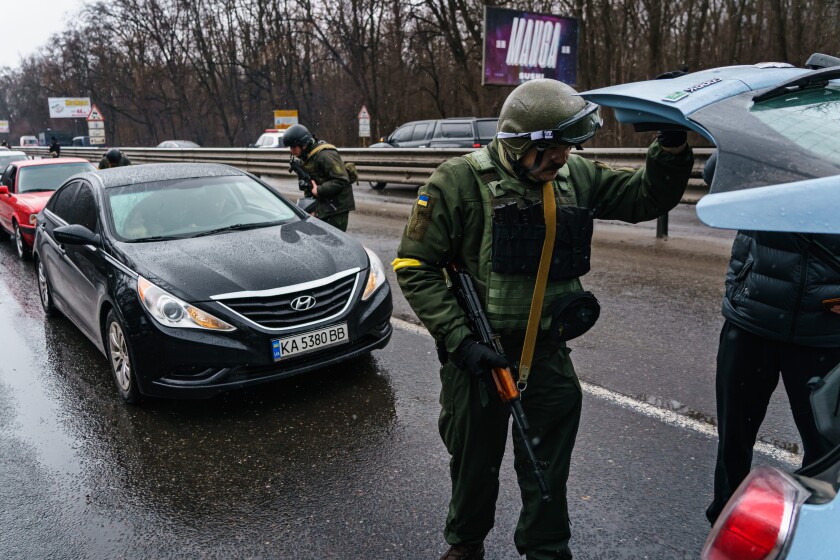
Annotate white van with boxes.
[251,129,284,148]
[19,135,38,147]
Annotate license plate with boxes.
[271,323,348,361]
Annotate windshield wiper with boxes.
[191,221,278,238]
[753,66,840,103]
[21,188,55,193]
[129,235,188,242]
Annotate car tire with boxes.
[36,258,58,317]
[14,222,30,260]
[369,181,387,190]
[104,309,141,404]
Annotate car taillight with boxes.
[472,143,481,148]
[701,467,809,560]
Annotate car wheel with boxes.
[369,181,387,190]
[36,258,58,317]
[105,309,141,404]
[14,223,30,260]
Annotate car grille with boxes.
[219,273,358,329]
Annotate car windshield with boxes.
[106,175,299,242]
[18,162,95,193]
[0,153,28,167]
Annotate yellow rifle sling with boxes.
[518,181,557,387]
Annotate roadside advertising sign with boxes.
[0,120,9,133]
[358,106,370,137]
[273,110,298,129]
[48,97,92,119]
[482,6,578,86]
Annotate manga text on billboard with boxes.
[483,6,579,87]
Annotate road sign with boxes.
[87,104,104,122]
[273,109,298,129]
[87,121,104,130]
[358,105,371,137]
[0,120,8,134]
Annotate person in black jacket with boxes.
[705,151,840,523]
[49,136,61,157]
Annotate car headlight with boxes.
[362,248,386,300]
[137,276,235,331]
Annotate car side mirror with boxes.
[248,143,256,148]
[54,224,100,246]
[0,185,8,196]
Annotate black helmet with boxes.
[106,148,122,163]
[282,124,313,149]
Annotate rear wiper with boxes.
[753,66,840,103]
[191,222,276,238]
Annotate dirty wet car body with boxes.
[32,163,392,402]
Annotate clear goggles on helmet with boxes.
[496,102,603,146]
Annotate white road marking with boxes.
[390,317,801,466]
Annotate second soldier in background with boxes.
[283,124,355,232]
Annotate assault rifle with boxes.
[289,157,317,213]
[447,264,551,501]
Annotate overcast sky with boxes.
[0,0,90,69]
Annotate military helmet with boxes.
[106,148,122,163]
[496,79,602,157]
[282,124,313,149]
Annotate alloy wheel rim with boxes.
[38,262,49,308]
[15,226,23,257]
[108,322,131,392]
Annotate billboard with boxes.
[48,97,92,119]
[482,6,578,86]
[0,120,8,134]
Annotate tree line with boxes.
[0,0,837,148]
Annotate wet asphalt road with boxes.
[0,185,799,559]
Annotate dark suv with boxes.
[367,117,498,189]
[371,117,498,149]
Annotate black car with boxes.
[33,163,393,402]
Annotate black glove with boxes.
[656,129,688,148]
[452,339,509,377]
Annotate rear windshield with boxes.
[691,85,840,193]
[17,162,95,193]
[750,87,840,165]
[106,175,299,242]
[476,119,499,140]
[255,134,282,147]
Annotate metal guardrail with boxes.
[20,146,714,190]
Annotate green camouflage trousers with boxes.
[439,342,582,560]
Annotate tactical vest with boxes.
[463,150,590,333]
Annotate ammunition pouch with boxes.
[491,204,594,280]
[548,291,600,342]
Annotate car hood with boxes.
[113,219,368,302]
[14,191,54,212]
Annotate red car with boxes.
[0,157,96,259]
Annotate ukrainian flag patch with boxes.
[417,194,430,207]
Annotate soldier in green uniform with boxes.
[98,148,132,169]
[282,124,355,232]
[393,79,693,560]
